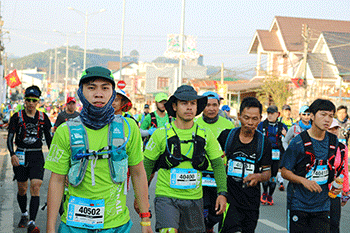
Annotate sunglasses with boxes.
[25,97,39,103]
[301,113,310,116]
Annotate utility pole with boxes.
[48,51,52,83]
[0,3,4,66]
[0,3,6,105]
[221,63,224,84]
[120,0,126,81]
[178,0,185,87]
[54,47,58,83]
[301,24,310,99]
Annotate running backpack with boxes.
[262,120,284,152]
[224,127,265,178]
[293,131,340,183]
[150,112,172,128]
[152,123,208,172]
[18,110,45,140]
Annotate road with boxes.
[1,130,350,232]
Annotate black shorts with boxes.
[203,185,221,229]
[13,150,44,182]
[271,160,279,177]
[288,210,330,233]
[220,203,259,233]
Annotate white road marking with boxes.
[259,219,287,231]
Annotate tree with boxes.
[257,76,293,111]
[130,50,139,58]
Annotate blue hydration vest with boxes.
[66,115,130,187]
[224,127,265,181]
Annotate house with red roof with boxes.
[248,16,350,104]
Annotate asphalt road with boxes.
[1,130,350,232]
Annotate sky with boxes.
[2,0,350,70]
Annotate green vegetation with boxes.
[257,76,293,111]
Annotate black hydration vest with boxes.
[153,123,209,172]
[293,131,340,184]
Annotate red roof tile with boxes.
[275,16,350,52]
[257,30,283,52]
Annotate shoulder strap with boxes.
[262,120,269,136]
[38,111,45,124]
[299,130,315,173]
[327,132,338,172]
[255,130,265,162]
[224,127,239,154]
[150,112,157,128]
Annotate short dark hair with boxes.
[337,105,348,112]
[239,97,262,114]
[308,99,335,115]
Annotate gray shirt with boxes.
[54,111,79,128]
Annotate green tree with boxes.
[257,76,293,111]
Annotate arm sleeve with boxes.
[140,128,150,137]
[7,132,15,156]
[143,157,156,181]
[44,114,53,148]
[211,157,227,193]
[7,114,18,156]
[283,125,295,150]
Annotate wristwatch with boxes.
[139,212,151,218]
[217,191,228,198]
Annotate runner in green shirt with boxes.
[45,66,153,233]
[137,104,150,126]
[196,91,234,232]
[143,85,227,233]
[140,93,171,135]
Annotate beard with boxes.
[157,106,165,112]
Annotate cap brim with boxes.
[79,75,115,87]
[165,95,208,117]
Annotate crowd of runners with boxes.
[4,66,350,233]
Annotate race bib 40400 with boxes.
[66,196,105,229]
[170,168,198,189]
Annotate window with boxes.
[157,77,169,90]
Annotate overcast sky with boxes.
[2,0,350,69]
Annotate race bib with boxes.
[66,196,105,229]
[16,151,25,166]
[339,138,347,144]
[271,149,280,160]
[306,165,328,185]
[227,158,255,179]
[202,176,217,187]
[170,168,198,189]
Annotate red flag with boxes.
[5,70,21,88]
[291,78,304,88]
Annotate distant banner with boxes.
[5,69,21,88]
